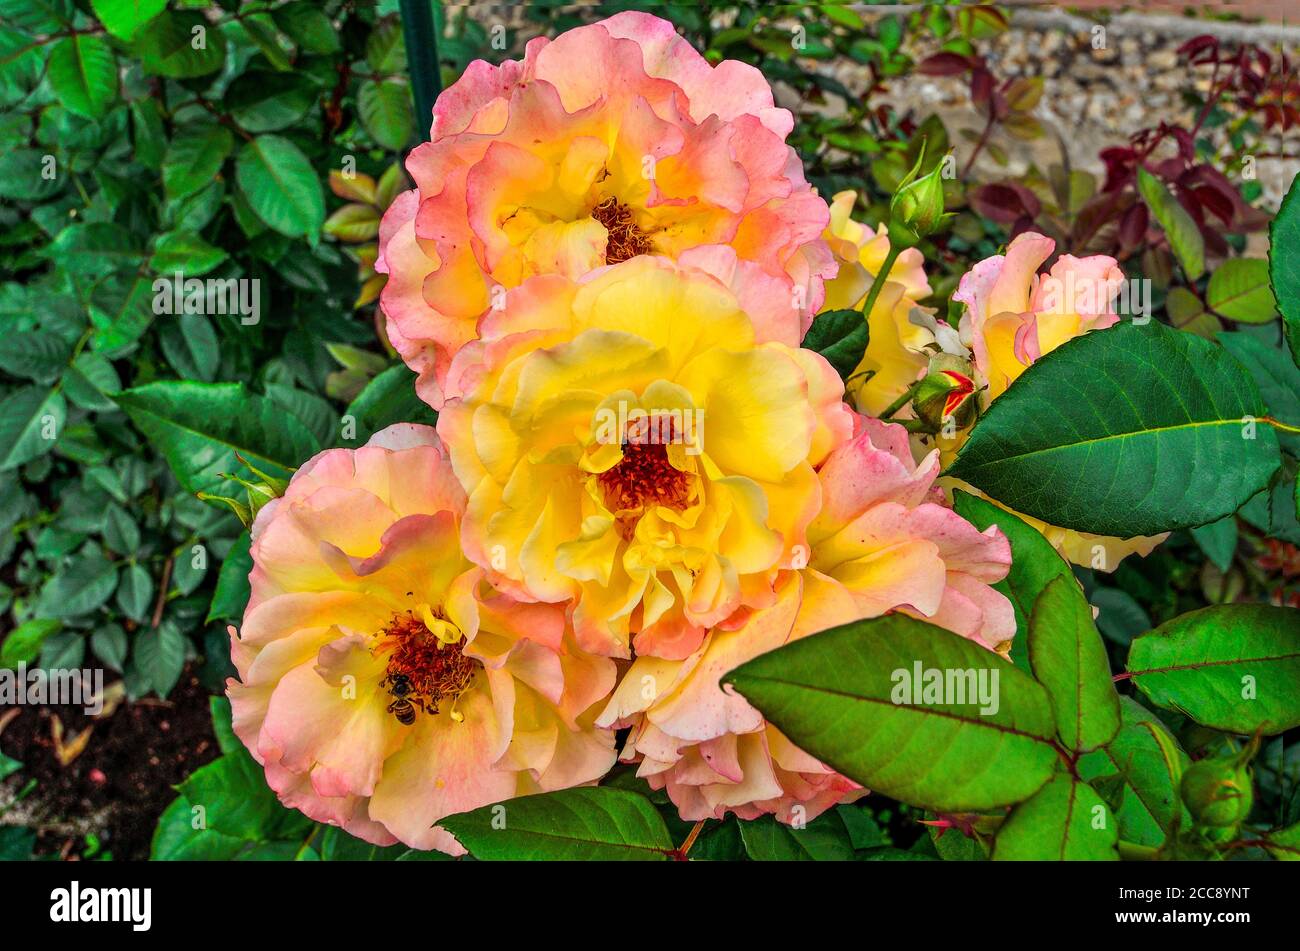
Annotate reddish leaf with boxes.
[1192,186,1234,226]
[918,52,973,76]
[1118,202,1148,250]
[1178,34,1218,65]
[970,182,1040,224]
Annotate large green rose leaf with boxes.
[1126,604,1300,735]
[991,773,1118,860]
[726,613,1059,812]
[1269,173,1300,366]
[441,788,675,861]
[948,320,1280,536]
[115,381,321,497]
[235,135,325,240]
[952,489,1073,672]
[1028,576,1122,753]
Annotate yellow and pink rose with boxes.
[226,425,616,853]
[377,11,835,408]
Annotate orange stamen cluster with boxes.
[376,611,477,718]
[592,196,653,264]
[597,415,692,537]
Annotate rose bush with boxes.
[2,1,1295,866]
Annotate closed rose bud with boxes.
[912,356,977,432]
[889,151,951,248]
[1180,741,1256,836]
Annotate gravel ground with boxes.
[817,8,1298,219]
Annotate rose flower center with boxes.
[596,415,693,537]
[591,196,653,265]
[375,611,478,724]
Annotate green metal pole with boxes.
[399,0,441,143]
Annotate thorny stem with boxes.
[673,819,707,860]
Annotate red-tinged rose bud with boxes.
[912,356,978,432]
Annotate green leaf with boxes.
[1028,576,1121,753]
[47,222,143,275]
[272,4,340,54]
[151,231,228,277]
[991,773,1118,860]
[0,0,72,33]
[1090,586,1152,647]
[135,10,226,79]
[151,796,249,861]
[163,125,234,203]
[225,71,317,133]
[209,695,239,755]
[88,274,155,354]
[1,618,61,667]
[0,386,65,470]
[440,788,674,860]
[1218,330,1300,454]
[317,826,409,861]
[1137,166,1204,281]
[91,0,167,40]
[63,352,121,411]
[0,149,63,201]
[737,812,855,861]
[265,383,337,447]
[135,619,185,696]
[1127,604,1300,735]
[102,503,141,554]
[39,630,84,670]
[1268,172,1300,366]
[240,13,292,71]
[1241,479,1300,545]
[173,749,312,842]
[115,562,153,621]
[365,15,406,73]
[344,363,437,444]
[235,135,325,240]
[1078,697,1190,847]
[115,381,320,497]
[48,35,117,119]
[1263,822,1300,860]
[358,78,414,151]
[952,489,1071,671]
[1190,516,1238,573]
[159,313,221,382]
[35,550,117,618]
[0,332,73,383]
[947,321,1280,537]
[802,308,868,380]
[91,623,128,672]
[0,752,20,782]
[1206,258,1277,324]
[207,533,252,623]
[725,613,1059,812]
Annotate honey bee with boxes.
[385,674,417,725]
[388,696,416,726]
